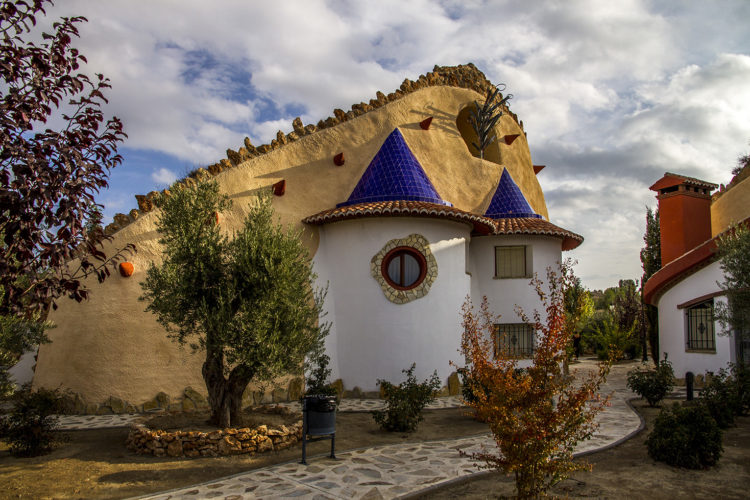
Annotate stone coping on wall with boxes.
[105,64,520,236]
[126,421,303,458]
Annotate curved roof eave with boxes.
[643,216,750,305]
[303,202,584,249]
[643,238,718,306]
[303,200,495,234]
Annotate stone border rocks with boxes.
[126,421,303,458]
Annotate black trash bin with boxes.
[300,394,337,464]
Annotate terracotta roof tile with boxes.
[303,201,584,249]
[494,217,583,250]
[303,200,495,234]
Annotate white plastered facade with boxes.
[656,262,736,378]
[314,217,563,391]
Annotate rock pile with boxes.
[126,421,303,458]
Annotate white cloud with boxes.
[30,0,750,289]
[151,168,177,186]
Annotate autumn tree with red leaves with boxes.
[456,262,611,498]
[0,0,130,317]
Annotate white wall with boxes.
[316,218,471,391]
[469,235,562,322]
[469,235,563,368]
[656,260,735,377]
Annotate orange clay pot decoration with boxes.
[119,262,134,277]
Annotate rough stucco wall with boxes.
[711,173,750,237]
[33,84,548,404]
[656,261,735,378]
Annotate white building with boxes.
[644,170,750,378]
[31,64,582,411]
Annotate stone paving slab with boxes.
[46,360,648,499]
[57,413,143,430]
[55,396,465,430]
[133,361,645,500]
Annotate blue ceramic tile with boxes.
[484,169,542,219]
[337,129,451,207]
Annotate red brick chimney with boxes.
[649,173,718,265]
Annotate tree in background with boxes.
[140,181,328,427]
[640,206,661,364]
[0,0,129,396]
[457,262,611,498]
[715,223,750,362]
[469,84,512,159]
[582,280,642,360]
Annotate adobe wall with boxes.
[711,169,750,236]
[33,67,549,408]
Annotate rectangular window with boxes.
[495,246,528,278]
[495,323,535,358]
[686,300,716,351]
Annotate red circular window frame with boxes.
[381,246,428,291]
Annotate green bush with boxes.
[372,364,441,432]
[303,342,338,399]
[700,366,745,428]
[646,403,722,469]
[626,358,674,407]
[0,386,65,457]
[731,362,750,415]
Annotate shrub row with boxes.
[633,362,749,469]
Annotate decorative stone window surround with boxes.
[371,234,437,304]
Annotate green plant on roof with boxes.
[469,84,513,159]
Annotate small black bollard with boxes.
[686,371,694,401]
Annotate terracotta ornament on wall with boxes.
[272,179,286,196]
[503,134,520,145]
[533,165,546,174]
[419,117,433,130]
[119,262,134,277]
[333,152,345,166]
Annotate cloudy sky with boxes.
[40,0,750,290]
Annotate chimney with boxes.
[649,173,718,265]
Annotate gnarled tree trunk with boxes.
[202,348,254,427]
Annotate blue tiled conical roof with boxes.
[484,169,542,219]
[337,129,451,207]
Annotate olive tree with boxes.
[140,181,327,427]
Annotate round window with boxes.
[381,246,427,290]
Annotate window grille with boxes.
[495,323,535,358]
[686,300,715,351]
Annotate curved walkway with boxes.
[55,359,647,499]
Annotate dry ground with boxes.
[415,400,750,500]
[1,401,749,499]
[0,407,486,499]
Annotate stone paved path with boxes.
[118,359,646,500]
[55,396,465,431]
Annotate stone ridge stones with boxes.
[114,64,518,237]
[370,234,437,305]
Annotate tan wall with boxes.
[711,173,750,237]
[33,84,548,406]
